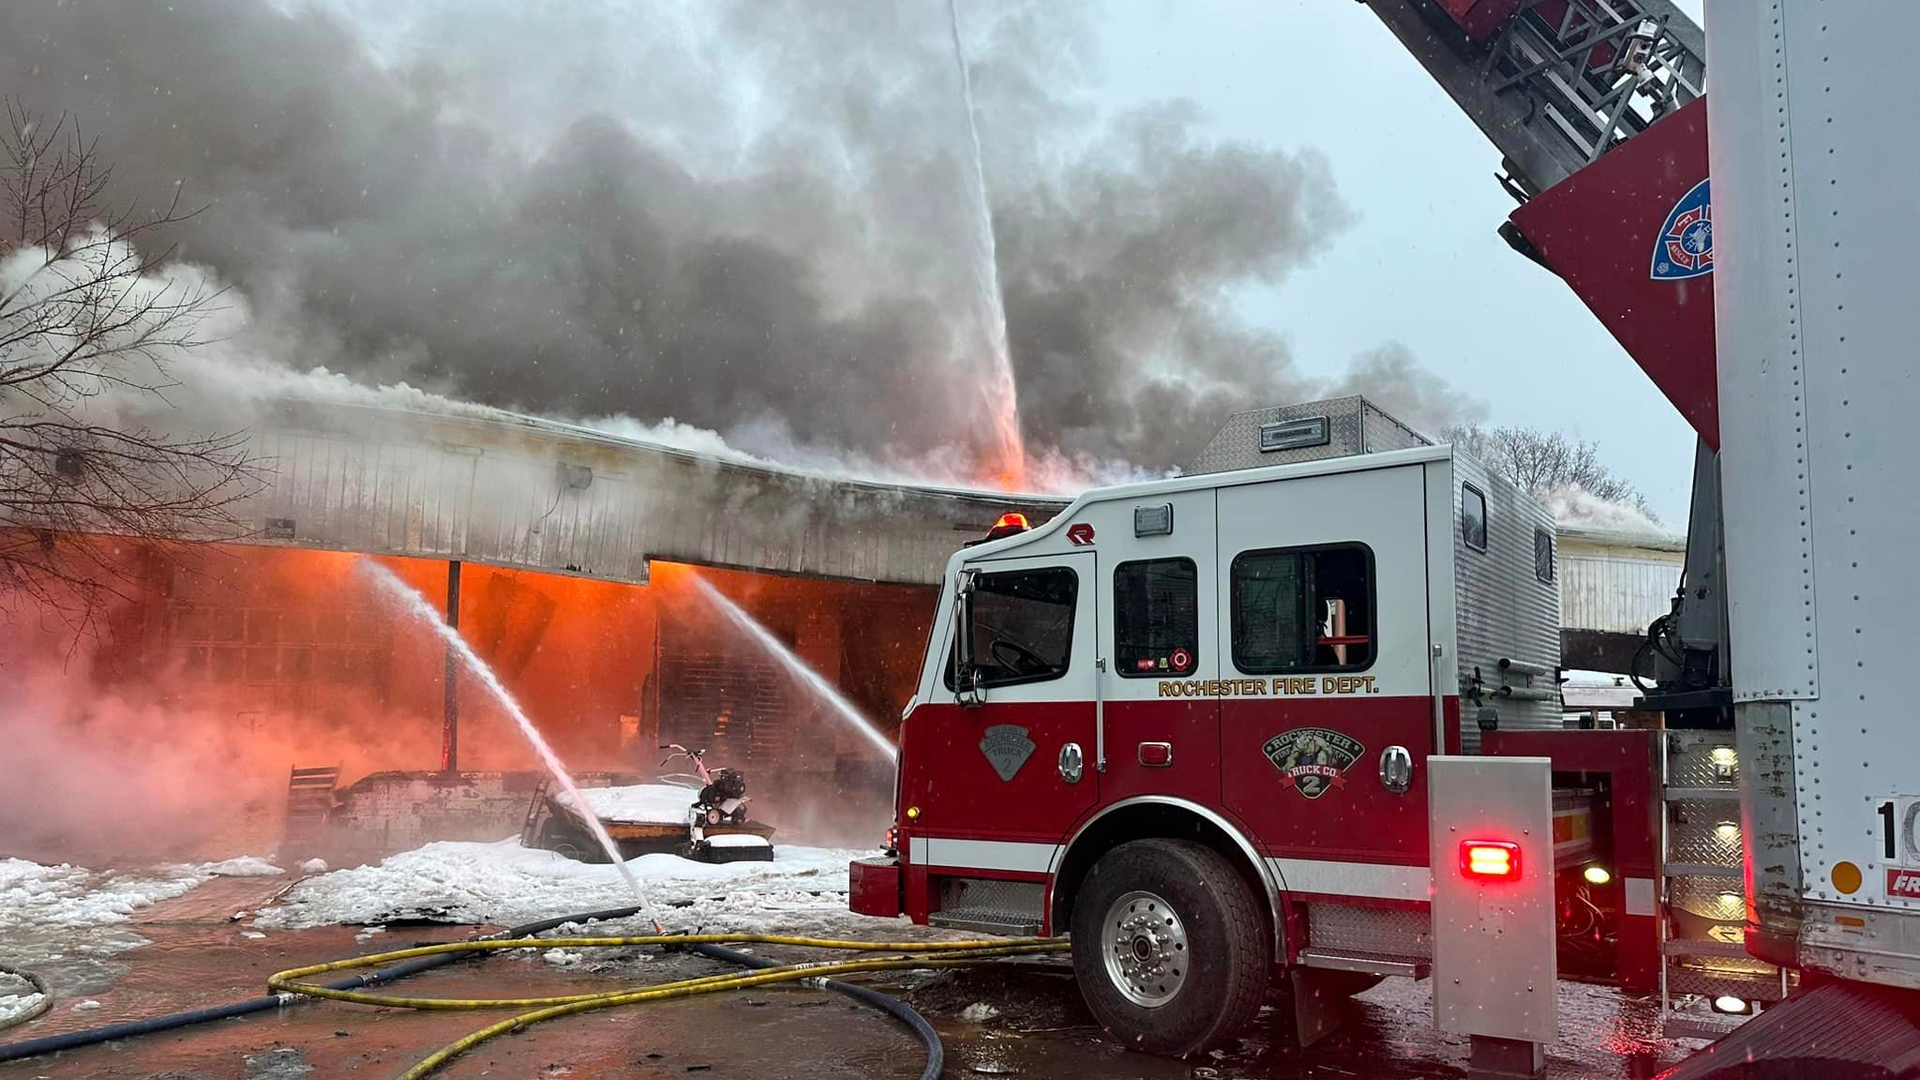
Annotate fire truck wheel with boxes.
[1070,838,1269,1056]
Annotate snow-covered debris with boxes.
[299,858,329,874]
[255,839,868,931]
[708,834,771,849]
[71,999,100,1012]
[556,784,698,824]
[959,1002,1000,1022]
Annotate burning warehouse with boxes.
[2,395,1057,863]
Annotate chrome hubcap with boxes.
[1101,889,1189,1007]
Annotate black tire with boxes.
[1070,838,1270,1057]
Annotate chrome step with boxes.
[1665,784,1739,801]
[1298,948,1429,979]
[1665,861,1742,879]
[1663,938,1753,959]
[1663,1011,1750,1041]
[927,910,1041,936]
[1667,965,1791,1002]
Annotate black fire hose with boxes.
[688,941,942,1080]
[0,905,638,1064]
[0,905,947,1078]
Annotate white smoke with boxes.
[1541,483,1672,537]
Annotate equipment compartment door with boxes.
[900,550,1099,865]
[1095,489,1221,807]
[1215,464,1435,896]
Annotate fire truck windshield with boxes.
[944,565,1078,690]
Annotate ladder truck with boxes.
[850,0,1920,1074]
[1359,0,1920,1068]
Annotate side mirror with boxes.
[954,568,986,708]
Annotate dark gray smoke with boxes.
[0,0,1478,480]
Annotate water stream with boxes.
[360,560,652,913]
[945,0,1027,486]
[688,574,899,762]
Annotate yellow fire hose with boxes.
[268,933,1070,1080]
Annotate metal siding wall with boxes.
[232,403,1051,586]
[1452,456,1562,751]
[1560,550,1681,635]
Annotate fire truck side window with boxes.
[1462,483,1488,552]
[1230,544,1375,673]
[944,566,1078,689]
[1114,557,1198,678]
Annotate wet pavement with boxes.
[1,883,1698,1080]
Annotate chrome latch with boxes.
[1379,745,1414,795]
[1058,742,1084,784]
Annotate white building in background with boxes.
[1557,525,1687,636]
[1555,525,1686,721]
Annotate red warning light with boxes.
[1460,840,1521,881]
[985,512,1031,541]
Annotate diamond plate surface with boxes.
[1669,799,1744,867]
[1187,396,1432,475]
[1667,731,1742,790]
[935,877,1045,922]
[1669,876,1746,923]
[1667,964,1788,1001]
[1308,902,1433,960]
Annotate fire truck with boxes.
[851,398,1629,1058]
[854,0,1920,1071]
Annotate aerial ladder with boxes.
[1362,0,1920,1062]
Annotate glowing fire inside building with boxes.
[0,399,1050,866]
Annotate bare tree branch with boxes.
[2,98,265,631]
[1444,422,1656,521]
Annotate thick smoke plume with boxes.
[0,0,1480,484]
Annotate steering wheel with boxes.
[990,636,1050,674]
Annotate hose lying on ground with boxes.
[687,941,946,1080]
[267,931,1070,1080]
[0,965,52,1034]
[0,906,1067,1080]
[0,905,644,1064]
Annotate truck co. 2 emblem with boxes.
[980,724,1037,782]
[1651,177,1712,280]
[1262,727,1366,800]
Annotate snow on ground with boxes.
[556,783,700,824]
[256,838,876,932]
[0,856,276,937]
[199,856,286,877]
[0,855,286,979]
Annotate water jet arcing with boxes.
[687,574,899,762]
[946,0,1028,490]
[360,560,652,912]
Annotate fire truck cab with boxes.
[852,399,1579,1054]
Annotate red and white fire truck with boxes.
[852,399,1614,1056]
[856,0,1920,1071]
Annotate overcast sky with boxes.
[1087,0,1705,522]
